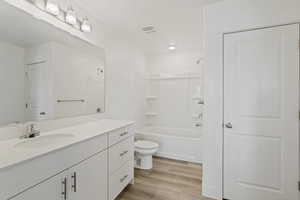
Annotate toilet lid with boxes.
[135,140,159,149]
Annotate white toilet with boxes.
[135,140,159,169]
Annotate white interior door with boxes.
[25,61,50,121]
[224,24,299,200]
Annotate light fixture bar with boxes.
[81,18,92,32]
[46,0,60,16]
[66,7,77,25]
[27,0,92,33]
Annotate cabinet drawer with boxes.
[109,136,134,174]
[108,126,133,146]
[109,161,134,200]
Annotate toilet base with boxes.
[135,154,153,170]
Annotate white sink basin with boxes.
[0,126,22,141]
[14,134,75,149]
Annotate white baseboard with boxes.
[155,151,202,164]
[202,184,222,200]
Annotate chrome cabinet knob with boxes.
[224,122,233,129]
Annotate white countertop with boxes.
[0,119,134,171]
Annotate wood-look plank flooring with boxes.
[116,157,215,200]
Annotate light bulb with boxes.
[46,0,59,16]
[66,7,77,25]
[168,44,176,51]
[81,18,92,32]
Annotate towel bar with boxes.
[57,99,85,103]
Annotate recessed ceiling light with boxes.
[46,0,60,16]
[66,7,77,25]
[168,44,176,51]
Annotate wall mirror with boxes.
[0,1,106,126]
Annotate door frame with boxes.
[221,22,300,199]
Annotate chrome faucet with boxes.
[195,123,202,127]
[21,123,40,139]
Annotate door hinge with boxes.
[298,181,300,191]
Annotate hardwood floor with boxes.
[116,157,214,200]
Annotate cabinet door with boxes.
[11,172,67,200]
[69,150,108,200]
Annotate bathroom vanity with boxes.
[0,1,134,200]
[0,119,135,200]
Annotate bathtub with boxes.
[136,126,202,163]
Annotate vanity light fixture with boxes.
[81,18,92,33]
[66,7,77,25]
[46,0,60,16]
[28,0,93,33]
[168,44,176,51]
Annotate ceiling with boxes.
[74,0,221,54]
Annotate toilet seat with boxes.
[135,140,159,150]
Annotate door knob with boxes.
[225,122,233,129]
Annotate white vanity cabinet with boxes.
[1,120,135,200]
[11,151,108,200]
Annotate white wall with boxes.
[0,42,25,125]
[145,51,204,130]
[203,0,300,199]
[104,37,147,129]
[146,51,204,75]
